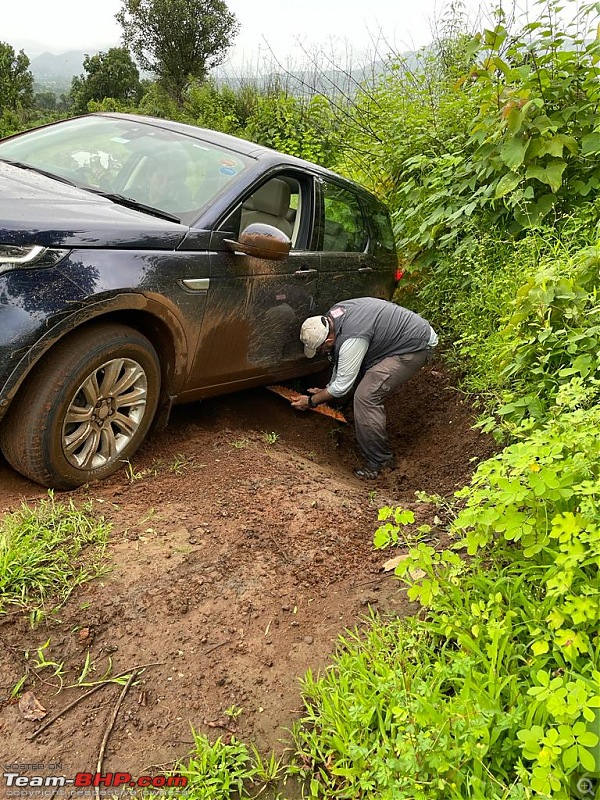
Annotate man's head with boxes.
[300,315,331,358]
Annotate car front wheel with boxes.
[0,323,161,489]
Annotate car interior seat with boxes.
[241,179,293,238]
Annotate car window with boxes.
[0,116,252,224]
[221,175,304,248]
[321,182,368,253]
[368,201,395,253]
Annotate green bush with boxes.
[183,79,258,136]
[295,397,600,797]
[493,246,600,426]
[245,90,337,166]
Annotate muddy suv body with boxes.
[0,113,397,488]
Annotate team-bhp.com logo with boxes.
[3,771,187,792]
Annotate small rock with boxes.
[361,596,379,607]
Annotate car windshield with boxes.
[0,115,252,225]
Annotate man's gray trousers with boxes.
[353,351,429,470]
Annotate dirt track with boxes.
[0,365,495,791]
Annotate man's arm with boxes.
[290,338,368,410]
[327,338,369,397]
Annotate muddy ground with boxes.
[0,365,495,796]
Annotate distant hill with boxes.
[28,47,419,99]
[31,50,89,77]
[30,50,92,95]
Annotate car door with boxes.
[316,178,395,309]
[186,171,322,391]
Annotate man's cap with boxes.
[300,316,329,358]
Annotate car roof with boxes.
[95,112,383,205]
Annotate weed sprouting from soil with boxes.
[0,492,110,616]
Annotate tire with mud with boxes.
[0,323,161,489]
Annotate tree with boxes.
[116,0,239,106]
[0,42,33,111]
[33,91,58,112]
[70,47,142,113]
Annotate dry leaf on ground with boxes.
[382,553,411,572]
[18,691,47,721]
[382,554,427,581]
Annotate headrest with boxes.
[244,179,291,217]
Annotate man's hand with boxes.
[290,395,310,411]
[290,388,321,411]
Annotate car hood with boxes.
[0,162,189,249]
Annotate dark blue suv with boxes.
[0,113,397,488]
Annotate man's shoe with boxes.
[354,458,397,480]
[354,466,380,479]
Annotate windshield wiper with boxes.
[0,157,78,186]
[82,188,182,224]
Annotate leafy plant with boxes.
[0,41,34,112]
[0,493,110,616]
[358,394,600,796]
[262,431,280,446]
[224,703,244,720]
[10,638,66,698]
[246,89,338,166]
[464,2,600,234]
[387,2,600,271]
[123,459,156,482]
[157,730,283,799]
[169,453,192,474]
[491,245,600,427]
[69,47,142,113]
[296,368,600,796]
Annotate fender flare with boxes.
[0,292,188,422]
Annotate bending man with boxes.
[291,297,438,479]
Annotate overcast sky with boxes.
[3,0,494,63]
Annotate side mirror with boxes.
[224,223,291,261]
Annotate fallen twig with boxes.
[28,661,164,741]
[95,671,137,800]
[358,574,391,586]
[268,534,290,563]
[204,639,231,655]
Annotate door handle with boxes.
[294,268,318,276]
[358,266,373,273]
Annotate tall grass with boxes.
[0,492,110,614]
